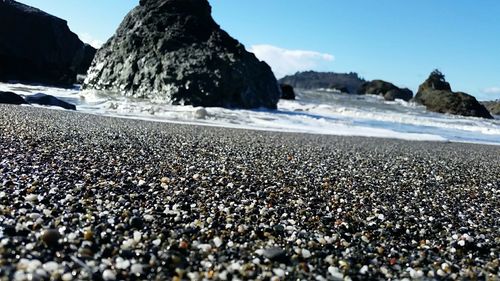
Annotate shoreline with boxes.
[3,81,500,146]
[1,104,499,280]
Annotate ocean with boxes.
[1,82,499,146]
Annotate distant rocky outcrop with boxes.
[0,91,27,105]
[358,80,413,101]
[278,71,366,94]
[0,0,97,86]
[280,84,295,100]
[415,70,493,119]
[83,0,280,109]
[25,93,76,110]
[481,100,500,116]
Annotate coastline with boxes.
[1,104,499,280]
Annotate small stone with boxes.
[437,269,447,277]
[42,261,59,273]
[83,230,93,241]
[129,216,143,229]
[328,266,343,280]
[359,265,369,274]
[194,107,208,119]
[302,249,312,258]
[179,241,189,249]
[272,268,285,277]
[130,264,143,275]
[263,247,289,263]
[213,237,223,248]
[102,269,117,281]
[61,272,73,281]
[25,194,38,202]
[41,229,61,248]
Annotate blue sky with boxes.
[17,0,500,100]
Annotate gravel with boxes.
[0,104,499,280]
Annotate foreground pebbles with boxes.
[0,105,499,280]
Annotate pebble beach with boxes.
[0,104,499,280]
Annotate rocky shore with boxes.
[0,105,499,280]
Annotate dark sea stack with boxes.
[481,100,500,116]
[278,71,366,94]
[0,91,27,105]
[0,0,97,86]
[25,93,76,110]
[358,80,413,101]
[280,84,296,100]
[415,70,493,119]
[83,0,280,109]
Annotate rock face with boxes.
[83,0,280,109]
[0,91,27,105]
[415,70,493,119]
[25,93,76,110]
[280,84,296,100]
[358,80,413,101]
[0,0,97,86]
[278,71,366,94]
[481,100,500,116]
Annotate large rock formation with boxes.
[0,91,27,105]
[278,71,366,94]
[481,100,500,116]
[25,93,76,110]
[415,70,493,119]
[279,84,295,100]
[83,0,280,109]
[358,80,413,101]
[0,0,97,86]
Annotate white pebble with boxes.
[102,269,117,280]
[302,249,312,258]
[25,194,38,202]
[61,272,73,281]
[115,257,130,269]
[133,231,142,243]
[328,266,343,279]
[14,271,26,281]
[359,265,369,274]
[272,268,285,277]
[213,237,223,248]
[43,261,59,273]
[130,264,143,275]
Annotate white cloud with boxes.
[482,87,500,95]
[248,44,334,78]
[77,32,104,49]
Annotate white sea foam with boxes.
[1,82,499,145]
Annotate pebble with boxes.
[40,229,61,248]
[0,105,498,281]
[301,249,312,258]
[130,263,143,275]
[61,272,73,281]
[263,247,288,263]
[194,107,208,119]
[102,269,117,281]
